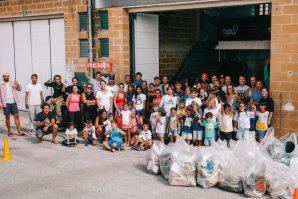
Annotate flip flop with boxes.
[8,133,13,137]
[51,140,58,144]
[17,133,27,137]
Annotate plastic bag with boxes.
[168,136,197,186]
[160,144,174,180]
[146,141,166,174]
[197,146,220,188]
[260,127,283,159]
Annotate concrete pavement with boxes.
[0,111,249,199]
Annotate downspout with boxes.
[88,0,93,77]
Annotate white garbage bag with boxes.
[146,141,166,174]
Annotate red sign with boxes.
[86,61,113,69]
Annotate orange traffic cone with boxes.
[294,187,298,199]
[1,138,13,160]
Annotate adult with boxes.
[181,86,191,101]
[0,72,25,137]
[96,80,113,115]
[81,83,97,123]
[124,74,131,92]
[200,73,211,93]
[126,84,134,108]
[25,74,44,134]
[174,81,184,98]
[234,75,250,105]
[141,81,149,96]
[219,75,225,87]
[114,83,126,115]
[133,72,143,88]
[85,70,108,93]
[249,76,257,91]
[209,75,218,90]
[153,89,162,106]
[44,75,65,124]
[95,109,107,141]
[161,76,170,95]
[154,76,162,91]
[198,88,207,110]
[226,85,238,114]
[147,83,156,109]
[132,85,146,116]
[107,74,118,95]
[65,77,84,95]
[159,86,179,125]
[35,103,59,143]
[65,85,81,126]
[250,80,263,107]
[259,87,274,126]
[221,75,232,94]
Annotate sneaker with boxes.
[85,142,89,146]
[29,129,34,135]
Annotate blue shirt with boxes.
[201,121,217,138]
[193,110,203,131]
[181,94,191,101]
[110,128,123,143]
[133,80,143,88]
[182,115,193,133]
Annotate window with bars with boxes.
[99,10,109,30]
[99,38,109,58]
[79,13,87,32]
[80,39,88,58]
[259,4,271,15]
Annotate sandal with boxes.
[51,140,58,144]
[8,133,13,137]
[17,133,27,137]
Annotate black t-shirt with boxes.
[259,97,274,112]
[36,112,55,130]
[65,85,84,95]
[44,82,64,98]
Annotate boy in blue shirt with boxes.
[181,106,194,145]
[103,120,126,152]
[199,112,217,146]
[193,103,203,146]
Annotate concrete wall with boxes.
[271,0,298,135]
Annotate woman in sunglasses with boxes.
[114,83,126,117]
[81,83,97,124]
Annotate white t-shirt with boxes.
[103,120,112,132]
[5,82,14,103]
[256,111,270,131]
[156,116,166,134]
[159,94,179,117]
[203,108,219,122]
[132,93,146,111]
[107,84,119,96]
[26,83,43,105]
[65,128,78,139]
[96,90,113,111]
[139,130,152,141]
[185,97,202,107]
[234,111,255,130]
[150,112,159,129]
[121,110,131,126]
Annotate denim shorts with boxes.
[204,137,214,146]
[169,129,178,136]
[3,103,18,116]
[256,130,266,139]
[108,140,122,148]
[36,127,54,137]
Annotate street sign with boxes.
[86,61,113,69]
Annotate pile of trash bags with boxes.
[145,127,298,198]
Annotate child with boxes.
[128,108,140,145]
[121,103,131,137]
[193,103,203,146]
[103,113,114,139]
[185,88,202,107]
[234,102,255,140]
[83,120,98,146]
[131,123,152,150]
[203,97,220,140]
[150,103,159,139]
[255,102,270,142]
[156,107,167,143]
[132,85,146,116]
[220,103,233,146]
[62,122,79,146]
[177,99,186,131]
[199,112,217,146]
[181,106,194,144]
[103,120,126,152]
[168,107,180,143]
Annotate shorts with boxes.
[236,128,249,140]
[136,109,142,116]
[62,138,79,146]
[157,133,164,138]
[3,103,18,116]
[169,129,178,137]
[36,126,54,137]
[182,131,192,140]
[204,137,214,146]
[87,137,97,144]
[256,130,266,139]
[108,140,122,148]
[193,130,203,141]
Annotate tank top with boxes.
[116,92,125,107]
[84,92,96,110]
[69,94,80,112]
[221,113,233,132]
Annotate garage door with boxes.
[0,18,66,110]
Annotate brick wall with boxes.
[0,0,88,72]
[271,0,298,136]
[159,10,198,78]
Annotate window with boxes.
[99,10,109,30]
[79,13,87,32]
[259,4,271,15]
[80,39,88,58]
[99,38,109,58]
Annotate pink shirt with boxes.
[0,81,21,107]
[68,94,80,112]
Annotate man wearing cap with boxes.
[0,72,26,137]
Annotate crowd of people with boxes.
[0,69,274,152]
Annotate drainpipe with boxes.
[88,0,93,77]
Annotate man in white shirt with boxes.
[106,74,118,95]
[25,74,44,134]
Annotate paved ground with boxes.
[0,111,249,199]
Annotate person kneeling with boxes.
[83,120,98,146]
[35,103,59,143]
[62,122,79,146]
[103,120,126,152]
[132,123,152,151]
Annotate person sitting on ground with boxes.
[102,120,126,152]
[131,123,152,151]
[103,113,114,140]
[83,120,98,146]
[62,122,79,146]
[35,103,59,143]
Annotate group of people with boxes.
[0,69,274,152]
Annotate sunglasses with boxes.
[87,87,92,89]
[3,76,9,77]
